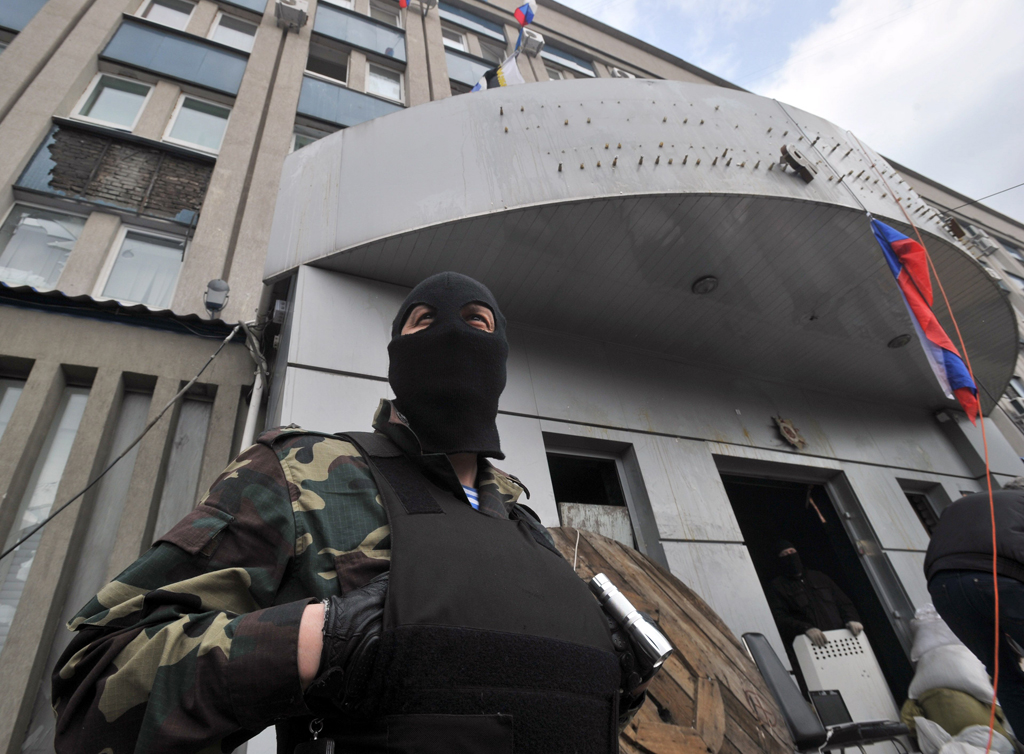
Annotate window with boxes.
[164,95,231,153]
[306,43,349,85]
[366,63,402,102]
[1011,375,1024,398]
[0,386,90,656]
[1004,270,1024,293]
[541,46,596,77]
[0,205,86,289]
[450,80,472,96]
[291,125,334,152]
[442,27,467,52]
[100,230,184,308]
[479,39,506,65]
[138,0,195,30]
[0,379,25,444]
[74,74,152,130]
[545,65,569,81]
[320,0,354,7]
[209,12,257,52]
[369,2,401,28]
[905,492,939,535]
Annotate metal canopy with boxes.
[267,79,1016,413]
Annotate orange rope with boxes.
[851,133,1000,753]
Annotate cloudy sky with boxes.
[556,0,1024,224]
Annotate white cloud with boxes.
[761,0,1024,223]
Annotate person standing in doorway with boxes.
[767,539,863,648]
[925,478,1024,734]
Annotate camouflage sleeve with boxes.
[52,441,309,754]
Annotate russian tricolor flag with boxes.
[871,219,979,423]
[514,0,536,25]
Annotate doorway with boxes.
[721,475,913,703]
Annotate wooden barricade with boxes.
[548,528,795,754]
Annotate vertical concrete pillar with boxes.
[404,4,431,106]
[349,50,369,91]
[186,0,220,36]
[215,8,316,323]
[421,5,450,100]
[0,367,121,754]
[0,361,64,549]
[171,0,301,317]
[106,376,180,575]
[56,212,121,296]
[132,80,182,140]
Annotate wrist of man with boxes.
[298,601,326,690]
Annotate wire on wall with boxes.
[0,322,245,563]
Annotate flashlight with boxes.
[589,573,673,679]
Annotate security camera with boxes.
[204,279,230,318]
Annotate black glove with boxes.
[604,612,648,729]
[306,572,388,714]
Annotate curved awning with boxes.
[266,78,1016,413]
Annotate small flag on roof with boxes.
[470,53,526,91]
[871,218,979,423]
[514,0,536,25]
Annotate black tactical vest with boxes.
[294,432,621,753]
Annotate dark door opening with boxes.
[721,475,913,703]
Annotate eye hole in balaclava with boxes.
[388,272,508,459]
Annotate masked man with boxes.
[767,540,862,648]
[52,272,643,754]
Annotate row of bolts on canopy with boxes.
[493,105,922,209]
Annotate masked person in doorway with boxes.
[51,272,645,754]
[767,540,863,648]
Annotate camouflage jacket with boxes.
[52,399,537,754]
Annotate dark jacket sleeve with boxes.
[767,578,812,640]
[52,442,310,754]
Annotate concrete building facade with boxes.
[1,0,1024,752]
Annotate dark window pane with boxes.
[101,18,248,96]
[547,453,626,507]
[905,492,938,535]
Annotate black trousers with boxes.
[929,570,1024,735]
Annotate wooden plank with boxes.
[632,720,709,754]
[547,528,795,754]
[696,677,726,754]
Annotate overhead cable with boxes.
[947,181,1024,213]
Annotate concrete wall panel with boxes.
[663,540,788,666]
[632,435,742,542]
[279,367,390,433]
[495,413,557,525]
[290,268,401,377]
[886,550,930,611]
[844,464,931,552]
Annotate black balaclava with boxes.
[775,539,803,578]
[388,272,508,459]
